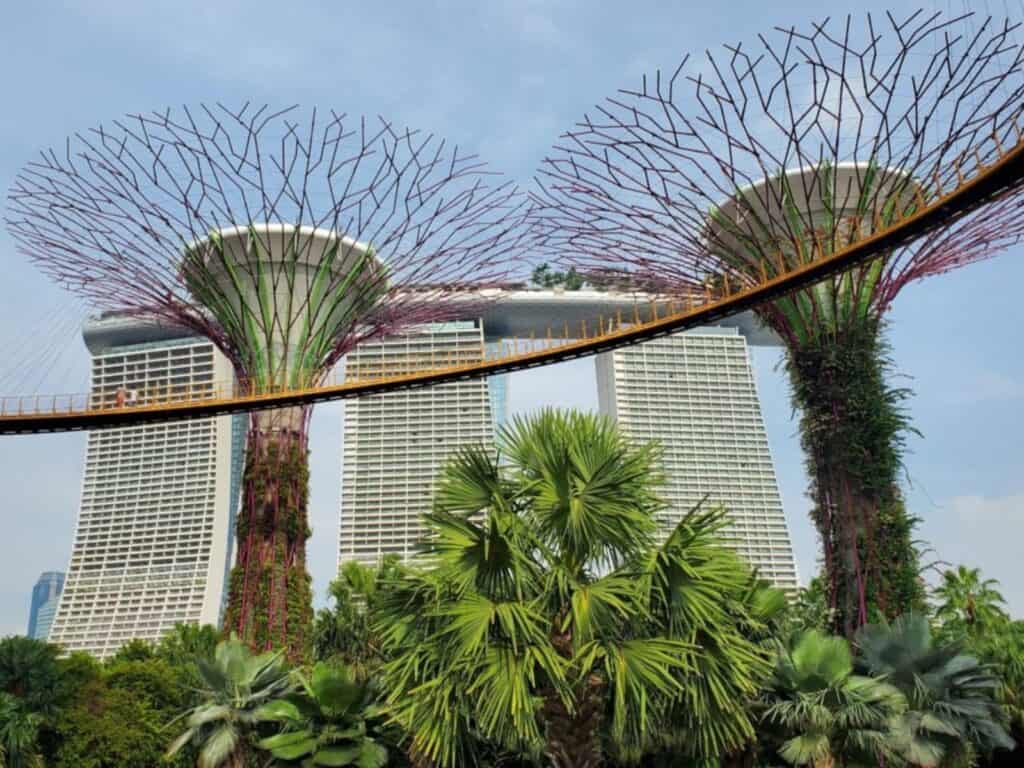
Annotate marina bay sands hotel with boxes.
[48,290,798,657]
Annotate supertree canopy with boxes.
[5,104,531,656]
[529,11,1024,638]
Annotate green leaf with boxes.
[268,736,320,760]
[356,740,389,768]
[254,698,303,723]
[258,729,315,750]
[198,724,240,768]
[312,663,362,714]
[313,744,362,766]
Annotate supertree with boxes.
[529,11,1024,638]
[5,104,531,657]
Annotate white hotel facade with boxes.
[47,317,243,658]
[51,293,799,656]
[337,321,493,565]
[596,327,798,590]
[337,292,799,592]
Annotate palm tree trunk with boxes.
[542,677,605,768]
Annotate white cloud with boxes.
[947,493,1024,522]
[493,0,575,48]
[940,370,1023,405]
[967,372,1022,402]
[918,492,1024,616]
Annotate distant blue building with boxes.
[28,571,64,641]
[485,342,511,435]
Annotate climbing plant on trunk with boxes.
[223,411,314,659]
[786,318,925,636]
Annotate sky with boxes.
[1,0,1023,635]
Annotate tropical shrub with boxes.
[856,613,1014,767]
[256,662,389,767]
[0,636,64,714]
[312,556,402,675]
[0,693,44,768]
[758,630,904,768]
[166,635,292,768]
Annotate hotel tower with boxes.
[48,317,243,657]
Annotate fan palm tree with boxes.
[934,566,1010,642]
[166,635,292,768]
[758,630,904,768]
[856,613,1015,767]
[0,636,63,715]
[0,694,43,768]
[377,409,775,768]
[312,556,402,673]
[255,661,389,767]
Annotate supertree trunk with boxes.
[787,320,925,637]
[223,407,314,659]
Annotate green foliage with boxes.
[49,679,177,768]
[781,578,832,640]
[976,620,1024,748]
[0,644,191,768]
[759,630,905,767]
[108,638,157,664]
[856,613,1015,766]
[531,262,586,290]
[255,662,388,767]
[312,557,402,675]
[934,566,1011,644]
[786,320,925,636]
[104,657,187,714]
[0,694,44,768]
[0,570,1017,768]
[156,623,220,664]
[154,623,220,698]
[0,636,64,714]
[166,635,292,768]
[223,430,314,660]
[377,409,775,767]
[56,652,102,693]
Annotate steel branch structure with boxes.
[5,104,532,655]
[529,11,1024,636]
[7,105,528,387]
[532,11,1024,329]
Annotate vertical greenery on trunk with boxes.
[223,425,313,660]
[786,319,924,636]
[181,226,389,659]
[707,163,928,638]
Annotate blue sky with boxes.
[1,0,1022,635]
